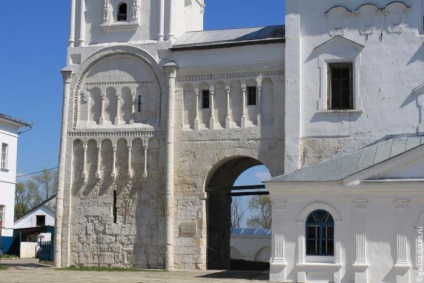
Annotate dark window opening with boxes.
[113,190,117,223]
[247,86,257,106]
[202,90,210,109]
[328,63,353,110]
[138,95,142,112]
[36,215,46,227]
[306,209,334,256]
[117,3,128,21]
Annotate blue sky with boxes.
[0,0,284,180]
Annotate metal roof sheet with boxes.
[172,25,285,49]
[269,136,424,183]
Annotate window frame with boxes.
[327,63,353,110]
[306,209,335,256]
[1,143,8,170]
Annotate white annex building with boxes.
[0,114,30,255]
[55,0,424,282]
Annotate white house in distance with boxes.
[14,195,56,230]
[267,0,424,282]
[0,114,31,255]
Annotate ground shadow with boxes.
[197,270,269,281]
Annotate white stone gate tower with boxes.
[55,0,285,270]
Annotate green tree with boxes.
[246,195,272,229]
[14,168,57,220]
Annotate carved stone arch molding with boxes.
[355,4,382,37]
[71,45,165,130]
[325,6,352,36]
[383,1,410,34]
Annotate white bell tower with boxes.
[68,0,205,47]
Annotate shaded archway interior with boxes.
[205,157,262,270]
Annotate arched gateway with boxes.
[55,0,284,270]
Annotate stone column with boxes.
[158,0,165,41]
[55,70,73,267]
[241,84,246,128]
[142,136,149,178]
[225,85,231,129]
[127,145,132,178]
[353,200,368,283]
[99,92,106,125]
[194,88,199,131]
[81,143,88,182]
[270,200,287,282]
[257,84,262,126]
[115,92,121,125]
[164,62,178,270]
[209,87,215,130]
[130,93,135,124]
[111,145,117,180]
[95,144,102,180]
[168,0,176,41]
[78,0,86,46]
[69,0,76,47]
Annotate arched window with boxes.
[117,3,128,21]
[306,209,334,256]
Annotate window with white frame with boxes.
[315,36,363,112]
[1,143,8,170]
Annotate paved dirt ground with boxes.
[0,259,269,283]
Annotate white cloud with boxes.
[255,171,271,181]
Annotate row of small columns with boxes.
[79,137,151,183]
[193,84,262,130]
[88,91,139,125]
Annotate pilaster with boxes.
[241,84,246,128]
[164,61,178,270]
[394,199,410,283]
[353,200,368,283]
[269,200,287,282]
[209,87,215,130]
[225,86,231,129]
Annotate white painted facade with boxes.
[269,1,424,282]
[0,114,30,254]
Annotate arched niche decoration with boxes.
[71,45,165,130]
[383,2,410,34]
[325,6,352,36]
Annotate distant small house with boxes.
[12,195,55,259]
[14,195,56,230]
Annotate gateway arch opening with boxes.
[205,157,270,270]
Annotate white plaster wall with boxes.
[14,206,55,229]
[230,235,271,262]
[20,242,37,259]
[268,184,424,283]
[285,0,424,167]
[0,125,19,238]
